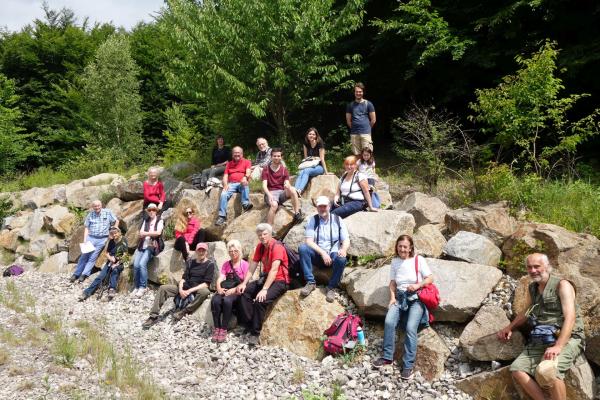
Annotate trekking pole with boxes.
[97,264,112,300]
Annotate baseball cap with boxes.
[146,203,158,210]
[315,196,330,207]
[195,242,208,251]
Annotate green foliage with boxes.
[161,0,366,142]
[0,195,14,223]
[53,333,78,368]
[470,41,600,177]
[162,104,202,165]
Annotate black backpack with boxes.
[259,240,305,289]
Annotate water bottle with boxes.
[356,327,365,346]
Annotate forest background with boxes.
[1,0,599,236]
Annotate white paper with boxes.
[79,241,95,254]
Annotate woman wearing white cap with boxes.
[132,203,164,297]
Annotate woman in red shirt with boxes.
[143,167,166,212]
[173,200,206,261]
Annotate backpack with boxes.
[2,265,24,277]
[313,214,342,251]
[323,313,363,355]
[339,171,380,209]
[259,240,304,288]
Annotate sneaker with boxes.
[293,211,305,224]
[211,328,221,343]
[215,216,226,226]
[242,203,253,213]
[247,334,260,346]
[217,329,228,343]
[325,288,336,303]
[69,275,78,283]
[300,282,316,297]
[135,287,148,298]
[401,368,414,380]
[172,309,188,321]
[77,275,88,284]
[78,292,90,302]
[372,358,393,369]
[142,317,158,329]
[130,288,140,297]
[107,288,116,301]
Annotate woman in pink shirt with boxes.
[143,166,166,211]
[173,200,205,261]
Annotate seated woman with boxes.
[143,166,165,213]
[372,235,434,381]
[197,135,231,189]
[331,155,378,218]
[173,200,205,261]
[357,147,378,186]
[79,226,128,302]
[210,239,249,343]
[293,127,328,195]
[132,203,164,298]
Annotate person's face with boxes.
[113,230,121,240]
[108,229,116,239]
[344,161,356,172]
[217,137,224,147]
[148,171,158,181]
[396,239,412,260]
[147,208,157,216]
[362,151,371,161]
[196,248,207,259]
[257,140,268,151]
[92,202,102,213]
[354,87,364,100]
[317,204,329,218]
[232,148,242,161]
[307,130,317,141]
[228,247,240,260]
[271,152,282,165]
[185,208,194,218]
[257,230,272,245]
[527,256,550,283]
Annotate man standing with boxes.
[216,146,253,226]
[250,137,272,181]
[262,148,303,225]
[345,82,376,155]
[142,243,215,328]
[238,223,289,345]
[299,196,350,303]
[497,253,585,400]
[70,200,118,283]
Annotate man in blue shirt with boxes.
[299,196,350,303]
[70,199,118,283]
[345,82,376,155]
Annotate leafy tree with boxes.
[469,41,600,178]
[161,0,366,144]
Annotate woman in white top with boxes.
[331,155,378,218]
[132,203,164,297]
[372,235,434,380]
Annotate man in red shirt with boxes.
[216,146,253,226]
[262,148,303,225]
[237,223,289,345]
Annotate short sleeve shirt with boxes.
[252,240,289,283]
[340,172,367,200]
[389,256,432,291]
[304,214,349,254]
[212,146,231,165]
[224,158,252,183]
[85,208,117,237]
[220,259,250,281]
[346,100,375,134]
[357,160,376,179]
[262,164,289,191]
[305,141,324,158]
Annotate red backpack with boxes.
[415,255,440,323]
[323,313,363,355]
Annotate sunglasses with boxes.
[186,210,194,214]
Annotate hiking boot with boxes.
[247,334,260,346]
[78,292,90,302]
[107,288,116,301]
[215,216,226,226]
[372,358,393,369]
[293,211,305,224]
[77,275,88,284]
[325,288,336,303]
[217,329,228,343]
[69,275,78,283]
[142,316,158,329]
[211,328,221,343]
[242,203,253,212]
[300,283,316,297]
[172,309,188,321]
[401,368,414,380]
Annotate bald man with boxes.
[216,146,253,226]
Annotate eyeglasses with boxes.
[186,210,193,214]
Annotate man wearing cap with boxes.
[215,146,253,226]
[142,243,216,328]
[298,196,350,303]
[79,226,129,302]
[497,253,585,400]
[70,199,118,283]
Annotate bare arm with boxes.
[389,280,397,307]
[550,281,577,351]
[369,111,376,128]
[345,112,352,129]
[319,147,328,174]
[498,294,532,341]
[303,144,308,159]
[359,178,377,210]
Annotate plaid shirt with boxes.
[85,209,117,237]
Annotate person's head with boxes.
[315,196,330,219]
[354,82,365,101]
[216,135,225,148]
[271,148,283,165]
[305,127,322,145]
[395,234,415,259]
[147,166,161,182]
[109,226,122,240]
[232,146,243,161]
[174,198,199,233]
[91,200,102,213]
[343,155,358,173]
[526,253,552,283]
[227,239,243,261]
[360,147,374,165]
[256,137,269,152]
[146,203,158,217]
[195,242,209,259]
[255,223,273,245]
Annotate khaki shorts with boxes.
[509,338,583,379]
[351,134,373,155]
[264,190,288,206]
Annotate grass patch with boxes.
[0,280,27,313]
[17,380,35,391]
[0,347,9,365]
[105,350,168,400]
[42,314,63,332]
[291,364,305,385]
[0,326,19,345]
[79,325,115,373]
[52,332,78,368]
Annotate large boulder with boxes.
[301,174,338,203]
[115,180,144,201]
[65,173,125,209]
[455,366,521,400]
[18,185,66,209]
[42,205,76,235]
[19,209,44,241]
[260,289,344,359]
[344,266,391,318]
[345,211,415,258]
[207,241,228,271]
[147,241,184,285]
[68,225,86,263]
[393,327,450,381]
[0,229,20,251]
[24,233,60,260]
[394,192,448,227]
[194,294,237,329]
[38,251,69,273]
[413,224,446,258]
[459,305,525,361]
[445,201,517,246]
[443,231,502,267]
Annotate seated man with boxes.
[78,226,128,302]
[250,137,272,181]
[262,147,303,225]
[238,223,289,345]
[299,196,349,303]
[197,135,231,189]
[215,146,253,226]
[497,253,585,400]
[142,243,215,328]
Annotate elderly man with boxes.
[238,223,289,345]
[497,253,585,400]
[70,200,118,283]
[216,146,253,226]
[142,243,215,328]
[262,147,303,225]
[298,196,350,303]
[345,82,376,155]
[250,137,272,181]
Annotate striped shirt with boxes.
[84,209,117,237]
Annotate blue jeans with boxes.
[218,182,250,217]
[73,235,108,278]
[294,165,324,192]
[382,293,427,369]
[331,199,365,219]
[298,243,346,289]
[133,248,153,289]
[83,262,123,296]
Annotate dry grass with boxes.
[0,347,9,365]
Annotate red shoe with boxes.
[217,328,227,343]
[211,328,220,343]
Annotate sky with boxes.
[0,0,166,32]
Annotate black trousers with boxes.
[211,293,240,329]
[238,280,287,334]
[174,229,206,260]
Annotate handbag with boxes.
[174,293,195,310]
[297,157,320,170]
[221,261,241,289]
[530,324,559,345]
[414,255,440,322]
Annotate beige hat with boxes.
[315,196,330,207]
[535,359,559,388]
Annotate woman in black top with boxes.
[198,136,231,189]
[294,127,329,194]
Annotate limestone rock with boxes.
[207,241,228,271]
[38,251,69,273]
[459,305,525,361]
[445,201,516,246]
[42,205,76,235]
[345,211,415,258]
[444,231,502,267]
[375,189,393,210]
[19,209,45,241]
[18,185,66,209]
[395,192,448,227]
[413,224,446,258]
[68,225,86,263]
[66,184,116,209]
[24,233,60,260]
[282,218,310,251]
[260,289,344,359]
[147,241,185,285]
[301,174,338,203]
[394,327,450,381]
[344,265,391,318]
[0,229,20,251]
[4,211,32,231]
[455,366,520,400]
[511,275,531,317]
[194,294,237,329]
[116,180,144,201]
